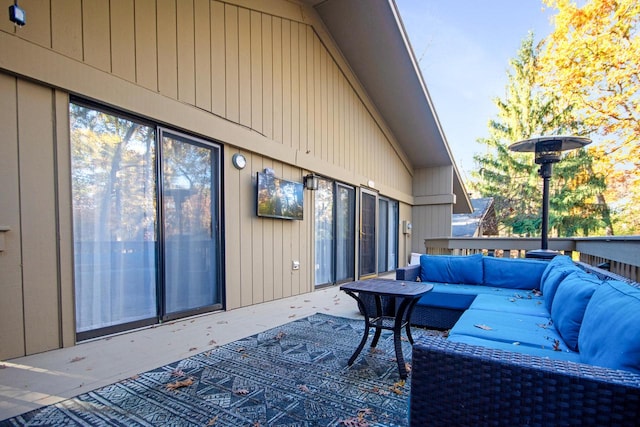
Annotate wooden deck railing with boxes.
[424,236,640,282]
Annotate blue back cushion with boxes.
[420,254,483,285]
[550,271,601,351]
[540,257,581,311]
[483,257,547,290]
[579,280,640,373]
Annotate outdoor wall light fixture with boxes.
[303,174,319,191]
[509,135,591,259]
[231,153,246,169]
[9,1,26,26]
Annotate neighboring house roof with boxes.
[452,198,498,237]
[302,0,472,214]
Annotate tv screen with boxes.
[256,172,304,220]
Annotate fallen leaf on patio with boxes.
[275,331,286,340]
[401,336,408,342]
[297,384,310,392]
[237,347,246,353]
[405,362,412,373]
[532,289,542,297]
[369,386,389,395]
[288,314,296,318]
[304,299,311,302]
[512,342,521,346]
[129,374,140,380]
[207,415,219,425]
[290,305,297,308]
[209,339,217,346]
[70,356,86,363]
[514,293,523,299]
[217,320,228,324]
[171,369,185,377]
[474,324,492,330]
[166,377,194,390]
[553,340,562,351]
[234,388,250,395]
[369,347,385,354]
[340,408,372,427]
[509,298,516,302]
[189,347,198,352]
[390,380,406,395]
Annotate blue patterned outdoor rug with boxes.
[1,313,436,427]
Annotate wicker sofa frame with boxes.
[403,260,640,426]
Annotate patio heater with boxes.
[508,135,591,259]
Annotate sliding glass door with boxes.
[359,189,377,278]
[161,131,222,319]
[70,101,222,340]
[314,178,355,287]
[378,198,399,273]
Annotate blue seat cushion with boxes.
[578,280,640,373]
[482,257,547,290]
[448,334,580,362]
[420,254,483,285]
[450,308,571,352]
[469,293,548,317]
[550,271,601,351]
[416,284,523,310]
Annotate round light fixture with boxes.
[232,153,246,169]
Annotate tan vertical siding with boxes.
[238,8,252,127]
[111,0,136,81]
[225,4,240,123]
[250,11,263,133]
[52,0,83,60]
[177,0,196,104]
[0,74,25,360]
[17,81,60,355]
[211,1,226,116]
[83,1,111,71]
[195,0,212,111]
[0,0,417,357]
[135,0,159,91]
[261,14,274,139]
[157,0,179,98]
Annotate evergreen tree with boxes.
[471,33,608,237]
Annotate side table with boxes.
[340,279,433,379]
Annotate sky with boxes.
[395,0,557,179]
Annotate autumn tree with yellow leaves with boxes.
[539,0,640,234]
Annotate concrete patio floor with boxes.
[0,285,364,421]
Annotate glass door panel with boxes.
[378,199,389,273]
[161,131,222,316]
[335,184,355,282]
[359,190,377,277]
[314,179,334,286]
[70,103,158,336]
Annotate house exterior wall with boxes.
[0,0,451,359]
[411,166,455,252]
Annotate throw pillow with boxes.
[540,261,581,311]
[579,280,640,374]
[550,271,601,351]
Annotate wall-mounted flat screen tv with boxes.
[256,172,304,220]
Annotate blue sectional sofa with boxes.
[398,254,640,426]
